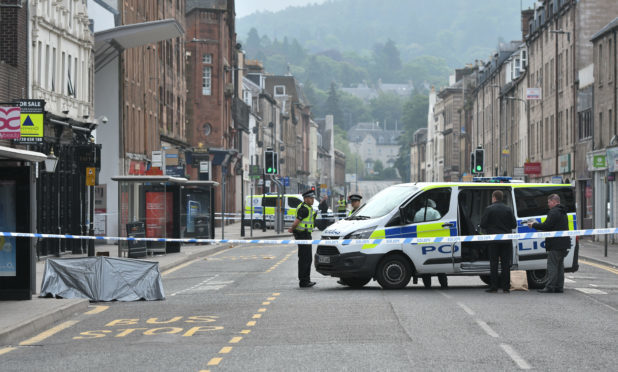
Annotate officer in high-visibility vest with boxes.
[337,195,347,217]
[288,189,318,288]
[348,194,363,216]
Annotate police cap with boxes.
[302,190,316,199]
[349,194,362,202]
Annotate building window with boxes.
[274,85,285,96]
[202,53,212,64]
[203,123,212,136]
[578,110,592,140]
[202,66,211,95]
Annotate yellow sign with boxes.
[86,167,96,186]
[20,113,43,138]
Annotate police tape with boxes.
[1,227,616,246]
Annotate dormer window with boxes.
[274,85,286,96]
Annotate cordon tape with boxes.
[0,227,615,246]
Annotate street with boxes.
[1,241,617,371]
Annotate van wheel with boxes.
[252,220,263,229]
[376,254,412,289]
[339,277,371,288]
[526,269,548,289]
[421,275,432,288]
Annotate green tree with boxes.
[325,82,343,126]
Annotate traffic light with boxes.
[264,150,278,174]
[474,148,485,174]
[470,152,476,174]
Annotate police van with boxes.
[315,178,579,289]
[244,194,324,229]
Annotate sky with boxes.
[235,0,328,18]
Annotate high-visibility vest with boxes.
[337,199,346,211]
[348,208,358,216]
[295,203,316,233]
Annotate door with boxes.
[400,187,457,275]
[456,187,517,272]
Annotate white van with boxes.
[315,180,579,289]
[244,194,324,229]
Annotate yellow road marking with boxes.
[272,293,280,296]
[161,258,200,276]
[267,297,276,301]
[85,305,109,315]
[199,370,211,372]
[581,259,618,275]
[207,358,222,366]
[229,336,242,343]
[258,308,266,312]
[246,321,256,327]
[252,314,262,319]
[19,320,79,346]
[262,301,270,305]
[219,347,232,354]
[0,347,17,355]
[240,330,251,334]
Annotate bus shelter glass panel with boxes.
[118,181,171,255]
[181,187,213,239]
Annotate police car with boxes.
[244,194,325,229]
[315,178,579,289]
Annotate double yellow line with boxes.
[580,259,618,275]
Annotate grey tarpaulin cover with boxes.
[39,257,165,301]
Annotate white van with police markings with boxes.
[315,179,579,289]
[244,194,323,229]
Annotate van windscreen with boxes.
[514,186,576,217]
[354,185,419,219]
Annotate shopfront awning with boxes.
[0,145,47,162]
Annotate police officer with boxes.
[348,194,363,216]
[337,195,347,218]
[288,189,318,288]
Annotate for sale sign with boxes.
[0,107,21,139]
[16,100,45,143]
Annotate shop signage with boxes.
[526,88,542,100]
[558,154,571,174]
[513,167,525,177]
[0,106,21,139]
[16,99,44,143]
[86,167,96,186]
[152,151,162,167]
[524,162,541,175]
[593,155,607,168]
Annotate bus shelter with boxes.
[181,181,219,241]
[111,176,187,256]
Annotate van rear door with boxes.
[512,185,577,270]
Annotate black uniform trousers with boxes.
[294,230,312,284]
[488,240,512,291]
[546,249,566,291]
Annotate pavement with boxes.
[1,221,617,346]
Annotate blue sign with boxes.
[166,165,185,177]
[283,177,290,186]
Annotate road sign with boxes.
[283,177,290,186]
[86,167,96,186]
